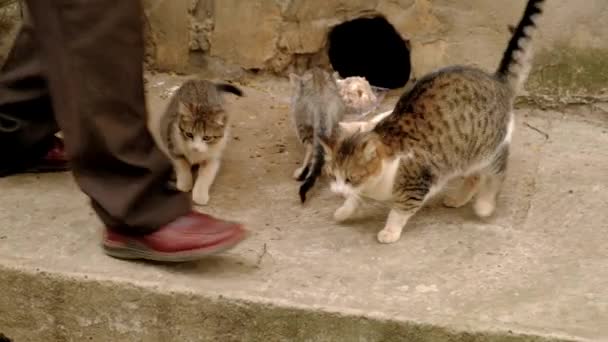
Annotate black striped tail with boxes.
[299,143,325,203]
[496,0,545,92]
[216,83,244,97]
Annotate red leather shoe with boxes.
[103,211,248,262]
[0,136,69,177]
[22,136,69,173]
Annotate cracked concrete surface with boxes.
[0,75,606,341]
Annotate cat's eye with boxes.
[185,132,194,139]
[203,136,212,142]
[345,177,352,184]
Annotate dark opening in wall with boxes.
[328,16,411,89]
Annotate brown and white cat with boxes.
[320,0,545,243]
[159,79,243,205]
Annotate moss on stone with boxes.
[527,45,608,97]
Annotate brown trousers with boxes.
[0,1,191,234]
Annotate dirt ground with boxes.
[144,72,403,219]
[143,72,548,224]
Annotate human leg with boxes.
[23,0,247,260]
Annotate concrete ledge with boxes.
[0,266,573,342]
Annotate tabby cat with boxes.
[159,79,243,205]
[289,67,346,203]
[320,0,545,243]
[290,71,391,202]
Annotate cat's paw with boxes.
[442,195,470,208]
[192,188,210,205]
[473,199,495,218]
[333,206,353,222]
[176,177,193,192]
[377,229,401,244]
[292,167,305,180]
[293,165,309,181]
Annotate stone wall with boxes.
[0,0,20,65]
[143,0,608,105]
[2,1,606,105]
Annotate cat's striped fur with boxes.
[289,68,346,203]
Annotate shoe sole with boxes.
[102,229,248,263]
[0,164,69,178]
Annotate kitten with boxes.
[289,67,346,203]
[335,75,378,115]
[320,0,545,243]
[159,78,243,205]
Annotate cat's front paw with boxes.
[333,206,353,222]
[377,229,401,244]
[292,167,305,180]
[473,199,496,218]
[192,188,210,205]
[442,195,470,208]
[176,177,193,192]
[292,165,309,181]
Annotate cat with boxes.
[335,75,378,115]
[289,67,346,203]
[319,0,545,244]
[158,78,243,205]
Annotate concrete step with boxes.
[0,76,606,342]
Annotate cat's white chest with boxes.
[185,149,209,164]
[362,157,402,201]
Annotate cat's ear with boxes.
[332,71,341,81]
[177,101,192,117]
[288,73,300,85]
[215,114,226,126]
[361,139,378,162]
[301,72,313,82]
[339,121,363,136]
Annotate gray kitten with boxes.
[159,79,243,205]
[289,67,346,203]
[320,0,545,243]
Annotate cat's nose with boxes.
[330,182,343,195]
[191,144,207,153]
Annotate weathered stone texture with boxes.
[209,0,282,70]
[2,1,607,102]
[140,0,608,103]
[0,1,20,65]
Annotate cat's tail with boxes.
[216,83,244,97]
[299,139,325,203]
[495,0,545,93]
